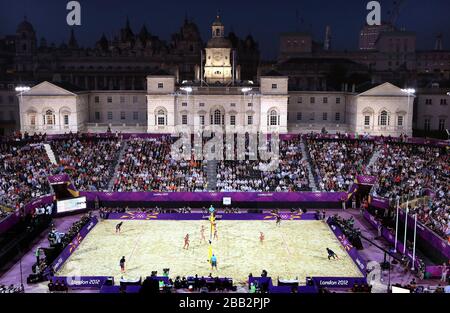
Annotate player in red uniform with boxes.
[200,225,206,243]
[259,232,265,244]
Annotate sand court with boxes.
[57,219,364,285]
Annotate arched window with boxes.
[379,110,389,126]
[269,110,279,126]
[156,109,166,126]
[213,109,222,125]
[44,110,55,125]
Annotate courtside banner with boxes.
[52,276,110,289]
[312,277,366,288]
[51,216,98,273]
[327,218,367,278]
[105,212,318,221]
[81,191,348,203]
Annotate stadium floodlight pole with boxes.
[15,86,31,106]
[401,89,415,123]
[411,213,418,271]
[403,205,409,255]
[394,198,399,252]
[15,86,30,136]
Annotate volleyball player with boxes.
[183,234,190,250]
[116,221,123,234]
[119,256,126,273]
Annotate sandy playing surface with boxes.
[57,219,363,286]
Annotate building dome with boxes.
[206,37,232,48]
[16,18,35,35]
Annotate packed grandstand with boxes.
[0,131,448,294]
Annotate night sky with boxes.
[1,0,449,59]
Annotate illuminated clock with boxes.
[213,52,223,61]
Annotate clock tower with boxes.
[204,15,233,84]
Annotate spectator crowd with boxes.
[0,143,53,212]
[370,143,449,240]
[112,137,207,192]
[51,134,122,191]
[306,138,375,192]
[216,136,311,192]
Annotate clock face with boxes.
[213,52,223,61]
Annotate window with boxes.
[364,116,370,126]
[425,99,432,105]
[438,119,446,131]
[248,103,253,107]
[424,118,431,131]
[397,115,404,127]
[182,102,187,107]
[199,115,205,126]
[297,97,303,104]
[323,97,328,104]
[297,112,302,121]
[63,115,69,125]
[269,110,279,126]
[120,96,125,103]
[30,115,36,126]
[107,111,113,120]
[441,99,448,105]
[247,115,253,125]
[94,96,99,103]
[107,96,112,103]
[335,112,340,121]
[322,112,328,121]
[157,110,166,125]
[44,110,55,125]
[271,84,277,89]
[309,112,315,121]
[230,115,236,126]
[182,115,188,125]
[199,103,205,107]
[95,112,100,120]
[213,110,222,125]
[158,83,164,89]
[133,112,139,120]
[379,111,388,126]
[336,97,341,104]
[133,96,138,103]
[230,103,236,107]
[310,97,315,104]
[120,111,126,120]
